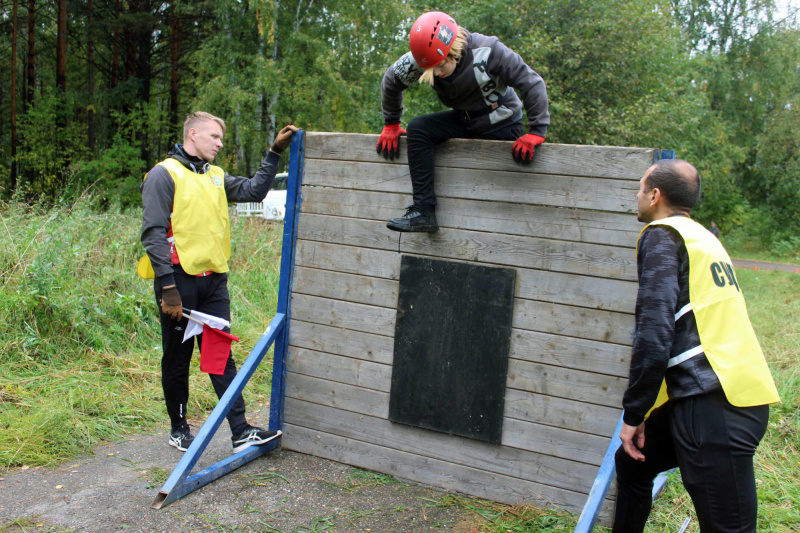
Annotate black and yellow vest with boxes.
[137,158,230,279]
[642,216,779,411]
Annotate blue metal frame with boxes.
[151,131,306,509]
[573,413,673,532]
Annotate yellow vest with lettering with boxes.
[642,216,779,412]
[136,158,230,279]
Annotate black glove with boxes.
[160,285,183,321]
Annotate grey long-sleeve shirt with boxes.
[141,144,282,288]
[381,31,550,136]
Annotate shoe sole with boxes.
[232,430,282,453]
[168,438,189,452]
[386,222,439,233]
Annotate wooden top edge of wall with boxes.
[301,132,660,180]
[302,131,660,154]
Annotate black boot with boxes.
[387,205,439,233]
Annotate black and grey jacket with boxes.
[381,31,550,136]
[622,219,723,426]
[140,144,281,288]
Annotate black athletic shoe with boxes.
[231,425,281,453]
[168,425,195,452]
[386,205,439,233]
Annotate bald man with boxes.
[613,159,779,533]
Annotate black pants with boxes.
[406,110,524,212]
[613,390,769,533]
[154,267,247,433]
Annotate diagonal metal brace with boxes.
[151,313,286,509]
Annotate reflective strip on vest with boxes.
[667,345,704,368]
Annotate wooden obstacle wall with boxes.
[281,132,656,520]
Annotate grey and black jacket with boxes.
[140,144,281,288]
[381,31,550,136]
[622,219,723,426]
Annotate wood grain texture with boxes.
[297,214,638,281]
[301,160,640,214]
[294,241,638,313]
[301,185,641,247]
[304,132,655,180]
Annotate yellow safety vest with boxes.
[641,216,779,413]
[137,158,231,279]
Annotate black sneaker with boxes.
[386,205,439,233]
[168,425,194,452]
[231,425,281,453]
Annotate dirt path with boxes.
[0,419,478,533]
[733,258,800,273]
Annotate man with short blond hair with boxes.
[140,112,297,453]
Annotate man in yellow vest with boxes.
[140,111,297,453]
[613,159,779,533]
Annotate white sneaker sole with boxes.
[232,430,282,453]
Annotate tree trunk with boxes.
[169,3,181,136]
[87,0,96,153]
[26,0,35,107]
[11,0,19,190]
[111,0,120,88]
[56,0,66,94]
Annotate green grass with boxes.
[0,196,282,468]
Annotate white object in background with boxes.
[236,173,288,220]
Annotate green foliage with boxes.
[0,199,281,467]
[71,105,167,208]
[14,88,88,199]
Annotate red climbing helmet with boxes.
[408,11,458,68]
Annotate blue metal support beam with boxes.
[151,131,306,509]
[573,414,674,532]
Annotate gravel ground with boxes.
[0,418,481,533]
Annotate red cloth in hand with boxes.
[376,124,407,161]
[200,324,239,375]
[512,134,545,163]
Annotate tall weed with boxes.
[0,198,282,467]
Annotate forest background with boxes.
[1,0,799,255]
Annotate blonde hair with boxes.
[183,112,226,141]
[419,26,468,86]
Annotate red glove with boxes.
[512,134,545,164]
[376,124,406,161]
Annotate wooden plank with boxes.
[504,389,621,438]
[285,371,389,419]
[510,329,630,378]
[292,265,398,308]
[513,298,634,347]
[282,423,616,522]
[294,241,638,313]
[298,214,638,281]
[303,132,655,180]
[288,346,391,392]
[502,417,608,466]
[284,354,623,453]
[507,359,627,408]
[301,160,640,214]
[290,293,395,336]
[295,239,399,280]
[284,398,606,493]
[288,320,395,365]
[301,186,641,247]
[288,301,629,377]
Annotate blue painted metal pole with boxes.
[269,130,305,433]
[574,413,624,533]
[152,313,287,509]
